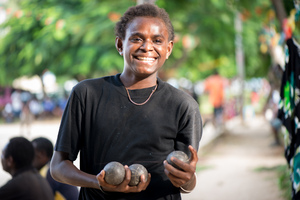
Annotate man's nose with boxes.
[141,40,154,51]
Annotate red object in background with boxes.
[251,91,260,105]
[108,12,121,22]
[0,87,12,107]
[283,19,292,40]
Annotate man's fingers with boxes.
[96,170,107,186]
[188,145,198,166]
[137,173,151,191]
[117,165,131,188]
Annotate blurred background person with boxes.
[10,89,22,120]
[0,136,53,200]
[20,100,34,137]
[264,64,283,147]
[2,103,14,123]
[204,69,225,127]
[32,137,79,200]
[264,89,282,146]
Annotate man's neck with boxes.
[12,165,34,178]
[119,73,157,89]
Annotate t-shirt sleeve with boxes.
[54,88,84,161]
[175,98,202,157]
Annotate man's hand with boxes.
[163,145,198,192]
[96,165,151,193]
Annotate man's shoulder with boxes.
[160,82,199,107]
[75,75,113,89]
[72,74,119,95]
[0,169,51,193]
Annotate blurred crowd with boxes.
[169,76,273,123]
[0,87,68,124]
[0,75,276,127]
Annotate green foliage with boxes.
[0,0,135,85]
[157,0,273,81]
[0,0,277,85]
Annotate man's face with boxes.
[119,17,173,78]
[1,144,9,173]
[32,142,47,170]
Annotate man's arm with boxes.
[50,151,151,193]
[50,151,99,189]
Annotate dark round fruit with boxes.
[129,164,148,186]
[166,151,189,170]
[103,161,125,185]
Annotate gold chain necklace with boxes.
[125,84,157,106]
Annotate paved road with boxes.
[0,116,287,200]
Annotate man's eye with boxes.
[131,38,142,42]
[154,39,162,44]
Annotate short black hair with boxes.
[115,3,174,41]
[32,137,53,159]
[4,137,34,169]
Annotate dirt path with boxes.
[182,116,287,200]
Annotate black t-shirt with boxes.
[0,167,54,200]
[55,74,202,200]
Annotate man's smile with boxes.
[134,56,157,63]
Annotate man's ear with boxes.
[166,41,174,59]
[6,156,14,168]
[115,36,123,56]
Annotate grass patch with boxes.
[254,166,280,172]
[254,165,292,200]
[277,165,292,200]
[196,165,214,173]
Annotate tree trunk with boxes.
[270,0,287,29]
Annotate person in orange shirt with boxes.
[204,70,225,126]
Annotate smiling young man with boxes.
[50,3,202,200]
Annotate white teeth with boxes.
[136,57,155,61]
